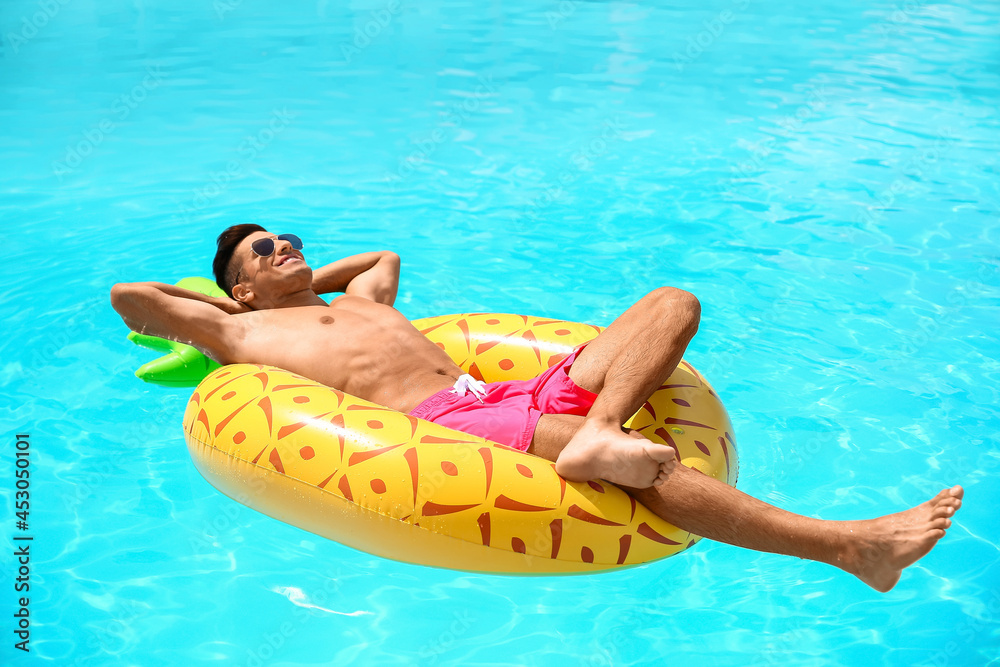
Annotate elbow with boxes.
[379,252,401,305]
[383,251,401,281]
[110,283,129,312]
[111,282,147,309]
[110,283,150,327]
[110,283,137,330]
[382,251,401,269]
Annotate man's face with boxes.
[233,231,313,303]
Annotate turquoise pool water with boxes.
[2,0,998,664]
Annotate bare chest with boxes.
[241,306,375,355]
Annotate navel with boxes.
[320,316,334,325]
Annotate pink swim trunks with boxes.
[408,344,597,452]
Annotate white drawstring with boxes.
[450,374,488,403]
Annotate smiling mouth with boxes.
[277,255,301,266]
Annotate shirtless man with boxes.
[110,224,964,592]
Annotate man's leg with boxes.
[532,414,964,592]
[554,286,701,487]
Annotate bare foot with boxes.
[838,485,964,592]
[554,420,676,488]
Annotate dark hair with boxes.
[213,224,267,298]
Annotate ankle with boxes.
[581,416,623,432]
[827,521,866,572]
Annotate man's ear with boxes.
[232,282,254,305]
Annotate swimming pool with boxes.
[2,0,998,664]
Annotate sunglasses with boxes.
[250,233,303,257]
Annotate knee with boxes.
[651,286,700,314]
[650,287,700,331]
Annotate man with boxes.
[111,225,963,592]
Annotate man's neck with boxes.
[256,288,328,310]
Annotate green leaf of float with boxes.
[127,332,178,354]
[129,335,221,387]
[127,276,224,388]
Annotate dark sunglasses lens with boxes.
[277,233,303,250]
[251,238,276,256]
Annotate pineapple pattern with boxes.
[183,314,738,573]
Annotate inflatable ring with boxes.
[182,313,739,574]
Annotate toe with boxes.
[645,444,675,465]
[933,505,954,518]
[939,499,961,515]
[930,517,951,530]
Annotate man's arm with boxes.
[120,282,250,315]
[311,251,400,306]
[110,282,245,364]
